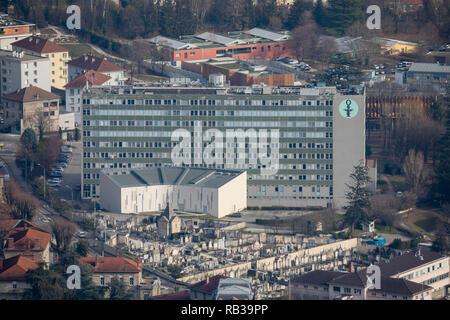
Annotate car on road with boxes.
[61,145,73,153]
[49,171,62,178]
[57,162,68,168]
[48,180,60,188]
[77,231,87,238]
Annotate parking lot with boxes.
[56,141,82,201]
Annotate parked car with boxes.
[57,162,68,168]
[48,180,60,188]
[61,145,73,153]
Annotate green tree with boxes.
[325,0,364,35]
[286,0,313,29]
[23,264,66,300]
[345,162,372,233]
[76,240,90,257]
[108,277,132,300]
[433,106,450,203]
[21,128,38,153]
[313,0,326,27]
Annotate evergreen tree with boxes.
[286,0,313,29]
[345,162,372,233]
[108,277,133,300]
[325,0,364,35]
[433,106,450,203]
[313,0,326,27]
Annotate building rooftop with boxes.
[79,256,142,273]
[147,27,291,51]
[102,167,244,189]
[12,36,68,54]
[0,49,48,62]
[2,85,60,102]
[68,54,124,72]
[0,255,39,281]
[188,274,227,293]
[377,251,446,276]
[4,227,51,252]
[0,12,35,28]
[84,84,355,97]
[65,70,111,88]
[216,278,252,300]
[408,62,450,74]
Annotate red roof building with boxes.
[11,35,68,54]
[3,225,52,264]
[64,70,111,89]
[0,255,39,300]
[68,54,125,85]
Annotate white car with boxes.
[61,146,73,153]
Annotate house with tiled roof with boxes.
[68,53,126,86]
[290,268,433,300]
[11,36,70,90]
[3,224,51,264]
[0,255,39,299]
[78,256,143,288]
[64,70,111,126]
[1,85,60,134]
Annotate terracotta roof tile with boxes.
[2,85,60,102]
[68,54,124,73]
[0,255,39,280]
[5,227,51,251]
[12,36,68,54]
[65,70,111,88]
[79,257,142,273]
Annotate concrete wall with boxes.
[59,111,75,131]
[332,93,366,209]
[100,171,246,218]
[217,171,247,218]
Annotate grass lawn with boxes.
[375,223,401,235]
[61,43,105,59]
[385,174,408,192]
[404,209,447,236]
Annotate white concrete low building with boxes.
[99,167,247,218]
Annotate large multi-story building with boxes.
[0,49,50,99]
[81,85,366,209]
[0,13,35,51]
[148,28,295,62]
[11,36,70,90]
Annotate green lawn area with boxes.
[385,174,408,192]
[404,209,447,236]
[61,43,105,59]
[375,223,401,235]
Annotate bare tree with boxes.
[402,149,427,197]
[4,181,39,220]
[25,107,54,141]
[51,216,77,252]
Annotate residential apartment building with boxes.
[290,269,434,300]
[11,36,69,89]
[0,13,35,51]
[0,49,50,99]
[378,251,449,299]
[1,85,60,133]
[68,54,126,85]
[65,69,111,126]
[81,85,366,209]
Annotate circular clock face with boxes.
[338,99,359,119]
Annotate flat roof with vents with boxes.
[196,32,244,46]
[148,36,193,50]
[244,28,289,41]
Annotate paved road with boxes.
[58,141,82,202]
